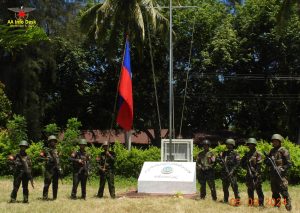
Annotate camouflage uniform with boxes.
[70,139,90,199]
[196,140,217,200]
[97,141,116,198]
[241,138,264,206]
[9,141,33,203]
[218,139,241,204]
[265,134,292,211]
[41,147,62,200]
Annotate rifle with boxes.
[77,154,91,183]
[16,154,34,189]
[51,149,63,185]
[246,160,257,188]
[42,148,64,184]
[263,151,284,181]
[218,153,235,186]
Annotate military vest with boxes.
[221,149,240,171]
[71,150,90,171]
[44,147,60,170]
[197,150,215,170]
[269,146,291,168]
[98,151,115,171]
[14,153,32,175]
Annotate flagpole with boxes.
[168,0,173,161]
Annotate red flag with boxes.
[116,39,133,130]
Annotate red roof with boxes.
[81,129,169,145]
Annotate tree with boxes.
[0,82,12,127]
[278,0,300,25]
[80,0,168,57]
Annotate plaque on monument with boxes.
[138,161,196,194]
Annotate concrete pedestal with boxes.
[138,162,196,194]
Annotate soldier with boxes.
[70,139,90,200]
[264,134,292,211]
[96,141,116,198]
[196,139,217,201]
[8,140,34,203]
[241,138,264,206]
[218,138,241,205]
[40,135,62,200]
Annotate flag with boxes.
[116,39,133,131]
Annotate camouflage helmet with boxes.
[202,139,211,146]
[78,139,87,145]
[19,140,29,147]
[225,138,235,146]
[246,138,257,145]
[271,134,284,143]
[48,135,57,142]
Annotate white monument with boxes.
[138,139,196,194]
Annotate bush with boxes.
[114,142,160,178]
[0,115,28,175]
[0,82,12,127]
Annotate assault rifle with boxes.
[76,155,91,184]
[263,151,284,181]
[41,148,64,184]
[50,148,63,185]
[218,153,234,186]
[17,155,34,189]
[246,161,257,188]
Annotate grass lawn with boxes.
[0,176,299,213]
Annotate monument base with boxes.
[138,162,196,194]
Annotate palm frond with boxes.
[133,2,145,42]
[80,4,102,32]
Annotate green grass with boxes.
[0,177,299,213]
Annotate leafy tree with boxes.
[0,82,12,127]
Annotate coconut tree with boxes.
[80,0,168,56]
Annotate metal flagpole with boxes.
[168,0,173,161]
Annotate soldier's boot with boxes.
[233,185,240,206]
[247,188,254,206]
[53,187,58,200]
[108,183,116,199]
[23,196,28,203]
[272,193,281,208]
[42,188,49,200]
[211,189,217,201]
[71,190,77,199]
[222,182,229,203]
[256,186,264,207]
[23,186,29,203]
[283,194,292,211]
[258,197,264,207]
[9,193,17,203]
[71,183,78,199]
[70,191,77,199]
[10,191,17,203]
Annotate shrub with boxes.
[114,142,160,178]
[0,82,12,127]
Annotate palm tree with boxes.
[80,0,168,56]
